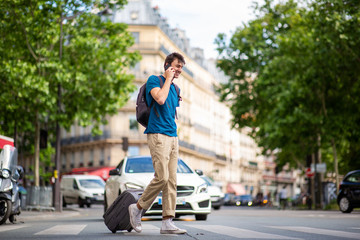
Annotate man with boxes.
[128,52,186,234]
[279,186,287,210]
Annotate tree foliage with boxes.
[0,0,140,149]
[215,0,360,173]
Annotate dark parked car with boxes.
[337,170,360,213]
[235,194,253,206]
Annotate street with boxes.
[1,205,359,240]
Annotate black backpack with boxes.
[136,76,181,128]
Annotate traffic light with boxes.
[122,137,129,151]
[40,129,47,149]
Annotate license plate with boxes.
[176,198,186,205]
[158,198,186,205]
[96,195,104,201]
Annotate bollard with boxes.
[39,187,53,207]
[27,186,40,206]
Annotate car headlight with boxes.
[197,183,208,194]
[125,182,143,190]
[1,169,11,179]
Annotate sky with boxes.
[151,0,263,59]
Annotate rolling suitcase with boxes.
[103,189,144,233]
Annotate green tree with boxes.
[215,0,360,178]
[0,0,141,186]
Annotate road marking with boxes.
[0,224,27,232]
[186,225,300,239]
[34,224,86,235]
[268,226,360,239]
[124,224,167,236]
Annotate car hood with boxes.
[207,186,225,197]
[126,172,205,188]
[80,187,104,194]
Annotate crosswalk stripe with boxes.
[186,225,300,239]
[268,226,360,239]
[124,223,166,236]
[34,224,86,235]
[0,224,27,232]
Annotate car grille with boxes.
[198,200,210,208]
[158,186,194,197]
[177,186,194,196]
[150,203,193,211]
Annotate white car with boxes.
[61,175,105,208]
[200,175,225,210]
[105,156,211,220]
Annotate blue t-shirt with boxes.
[144,75,180,137]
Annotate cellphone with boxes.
[165,64,171,71]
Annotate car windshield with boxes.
[125,157,193,174]
[79,179,105,189]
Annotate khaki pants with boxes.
[138,133,178,217]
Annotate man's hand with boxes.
[164,66,175,82]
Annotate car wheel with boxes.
[195,214,207,221]
[62,197,67,208]
[213,206,221,210]
[86,203,91,208]
[78,198,85,208]
[339,196,353,213]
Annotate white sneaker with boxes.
[160,218,187,234]
[128,204,142,233]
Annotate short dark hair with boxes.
[164,52,185,68]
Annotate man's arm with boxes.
[150,67,175,105]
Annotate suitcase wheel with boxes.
[128,227,133,232]
[112,230,116,234]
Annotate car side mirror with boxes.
[109,168,121,176]
[195,169,203,176]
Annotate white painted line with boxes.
[123,223,179,236]
[268,226,360,239]
[124,224,169,236]
[0,224,27,232]
[34,224,86,235]
[186,225,300,239]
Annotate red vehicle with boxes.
[0,135,14,149]
[66,166,115,181]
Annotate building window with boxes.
[71,125,75,137]
[100,149,105,166]
[129,115,138,131]
[62,153,67,170]
[88,150,94,167]
[128,146,139,156]
[79,151,84,167]
[131,32,139,43]
[71,152,75,168]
